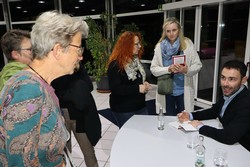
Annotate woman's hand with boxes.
[169,63,188,74]
[139,81,152,94]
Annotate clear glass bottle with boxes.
[195,135,206,167]
[157,106,164,130]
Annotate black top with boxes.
[108,60,146,113]
[51,64,101,146]
[192,86,250,151]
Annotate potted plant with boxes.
[85,17,111,92]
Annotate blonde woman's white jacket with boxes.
[150,38,202,113]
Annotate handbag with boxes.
[157,74,173,95]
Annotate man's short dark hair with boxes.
[222,60,247,78]
[1,29,30,60]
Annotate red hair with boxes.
[108,31,144,71]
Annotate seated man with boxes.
[0,29,32,91]
[178,60,250,151]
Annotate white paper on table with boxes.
[168,121,197,131]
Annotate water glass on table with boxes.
[186,132,199,149]
[213,148,228,167]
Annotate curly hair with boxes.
[108,31,144,71]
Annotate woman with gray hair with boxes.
[0,10,88,166]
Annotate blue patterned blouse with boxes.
[0,71,68,167]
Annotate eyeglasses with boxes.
[134,42,141,47]
[17,48,32,51]
[68,44,84,56]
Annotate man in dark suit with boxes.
[178,60,250,151]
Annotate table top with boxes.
[110,115,250,167]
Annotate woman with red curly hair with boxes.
[107,31,151,128]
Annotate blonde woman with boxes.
[150,17,202,115]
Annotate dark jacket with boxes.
[108,60,146,113]
[192,86,250,151]
[51,64,101,146]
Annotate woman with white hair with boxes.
[0,10,88,166]
[150,17,202,116]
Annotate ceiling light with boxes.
[79,0,85,2]
[16,6,22,9]
[38,1,45,3]
[75,6,80,9]
[23,10,28,13]
[91,9,96,12]
[141,4,145,7]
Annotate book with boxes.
[172,54,186,65]
[168,120,197,131]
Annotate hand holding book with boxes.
[168,55,188,74]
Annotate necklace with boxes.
[28,65,49,84]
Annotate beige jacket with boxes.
[150,38,202,113]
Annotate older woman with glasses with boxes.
[0,11,88,166]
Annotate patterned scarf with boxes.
[125,56,146,82]
[160,37,180,64]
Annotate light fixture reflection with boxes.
[38,1,45,3]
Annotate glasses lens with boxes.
[79,47,84,55]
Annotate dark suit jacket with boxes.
[192,86,250,151]
[51,64,101,146]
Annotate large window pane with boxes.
[198,5,219,101]
[114,0,165,13]
[116,13,164,60]
[217,1,249,98]
[9,0,54,21]
[0,25,7,70]
[62,0,105,16]
[183,8,195,42]
[12,24,33,31]
[0,3,4,21]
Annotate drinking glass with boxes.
[213,148,228,167]
[186,132,199,149]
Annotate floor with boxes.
[70,82,157,167]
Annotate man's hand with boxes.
[189,120,203,128]
[177,112,190,123]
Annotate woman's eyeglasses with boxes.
[68,44,84,56]
[17,48,32,51]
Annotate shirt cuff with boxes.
[189,113,194,120]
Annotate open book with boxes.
[168,120,197,131]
